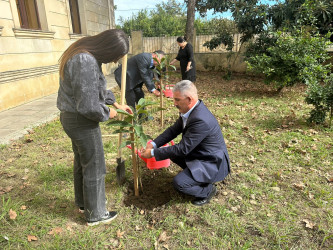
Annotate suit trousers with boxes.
[171,157,214,199]
[125,83,145,110]
[60,112,108,221]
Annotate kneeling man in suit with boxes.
[141,80,230,206]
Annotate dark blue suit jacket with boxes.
[154,100,230,183]
[114,53,155,92]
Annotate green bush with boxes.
[306,74,333,126]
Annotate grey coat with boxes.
[114,52,155,92]
[57,53,116,122]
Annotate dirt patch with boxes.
[123,163,184,210]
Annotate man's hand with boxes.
[145,142,154,151]
[141,142,154,158]
[141,148,152,159]
[152,89,160,96]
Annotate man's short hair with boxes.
[153,50,165,56]
[173,80,197,98]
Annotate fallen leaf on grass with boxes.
[116,229,125,238]
[48,227,63,235]
[302,219,316,229]
[9,209,17,220]
[109,238,119,247]
[293,182,305,190]
[21,205,27,210]
[231,207,238,212]
[250,200,257,205]
[4,186,13,193]
[326,177,333,183]
[158,231,168,242]
[248,155,256,163]
[163,244,169,249]
[27,235,38,242]
[7,173,16,177]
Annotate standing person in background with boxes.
[170,37,196,82]
[114,51,164,110]
[57,29,132,226]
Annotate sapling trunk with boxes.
[130,128,139,196]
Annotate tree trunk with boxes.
[185,0,196,45]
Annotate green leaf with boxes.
[107,120,132,127]
[116,109,134,117]
[113,129,131,134]
[138,98,145,106]
[124,116,133,124]
[134,124,143,136]
[137,109,149,115]
[168,65,177,71]
[120,140,133,149]
[139,133,152,148]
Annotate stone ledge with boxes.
[12,28,55,39]
[0,65,59,84]
[69,33,88,40]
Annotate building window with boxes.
[16,0,41,30]
[69,0,81,34]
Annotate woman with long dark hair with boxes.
[170,36,196,82]
[57,29,132,226]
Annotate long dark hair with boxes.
[176,36,187,43]
[59,29,129,79]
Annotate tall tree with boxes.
[185,0,196,45]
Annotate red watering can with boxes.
[127,140,175,170]
[162,84,175,98]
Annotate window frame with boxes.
[16,0,41,30]
[69,0,82,34]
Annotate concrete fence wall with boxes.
[130,31,247,73]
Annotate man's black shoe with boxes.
[191,185,217,206]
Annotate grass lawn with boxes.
[0,71,332,249]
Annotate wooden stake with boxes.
[160,78,164,127]
[118,54,128,158]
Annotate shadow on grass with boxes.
[122,164,191,210]
[252,116,309,131]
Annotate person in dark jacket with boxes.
[141,80,230,206]
[170,37,196,82]
[114,51,164,110]
[57,29,132,226]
